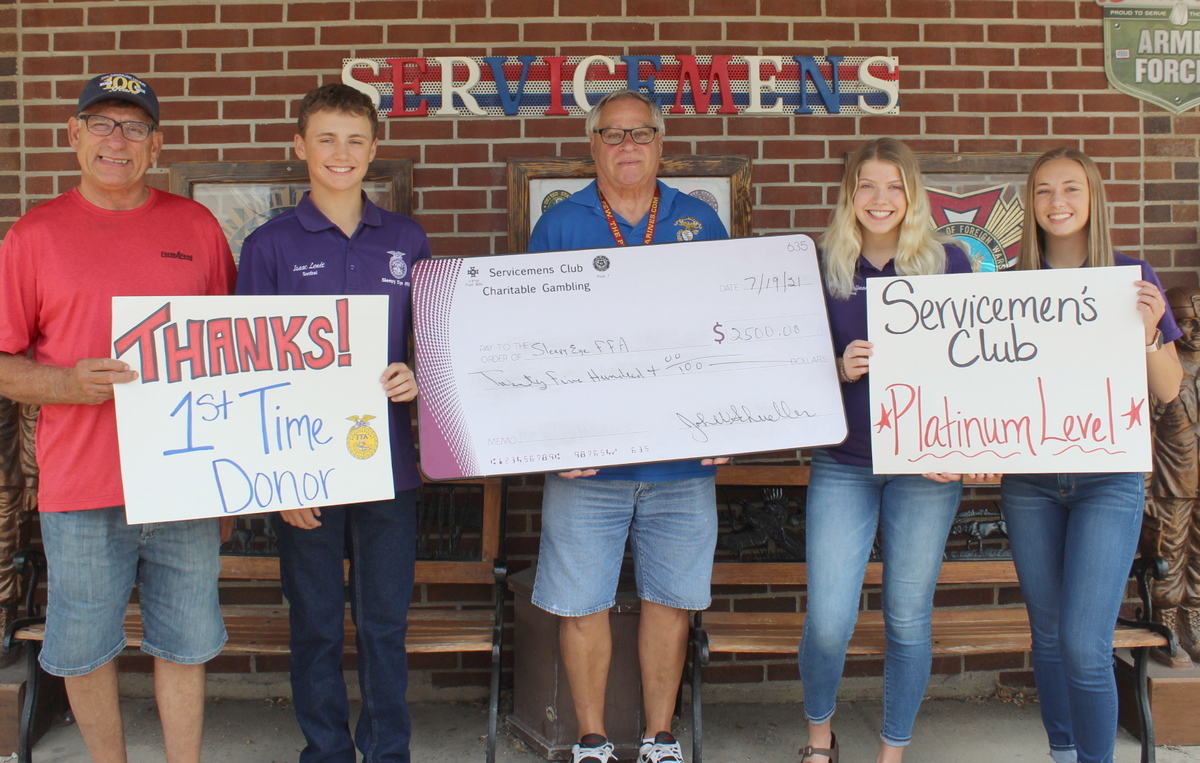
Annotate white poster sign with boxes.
[112,295,394,523]
[868,266,1152,474]
[413,234,848,479]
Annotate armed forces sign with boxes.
[1099,0,1200,113]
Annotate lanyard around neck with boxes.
[598,186,661,246]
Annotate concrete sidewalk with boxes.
[12,696,1200,763]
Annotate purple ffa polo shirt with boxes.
[235,192,431,492]
[823,243,974,467]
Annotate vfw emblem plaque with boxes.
[1099,0,1200,113]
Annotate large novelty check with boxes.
[413,234,848,479]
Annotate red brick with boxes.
[958,47,1015,67]
[287,50,349,71]
[861,23,920,42]
[1052,70,1109,90]
[189,29,249,48]
[426,143,489,164]
[321,25,383,45]
[592,22,655,41]
[153,4,216,24]
[955,0,1015,18]
[989,71,1047,89]
[22,7,84,27]
[760,185,823,206]
[253,27,315,47]
[222,146,288,162]
[224,100,288,121]
[1147,227,1197,245]
[924,70,984,90]
[763,0,821,13]
[256,122,298,143]
[923,23,984,42]
[388,24,451,43]
[354,0,418,18]
[122,30,182,50]
[989,24,1047,43]
[22,55,84,76]
[862,115,920,135]
[559,0,621,14]
[422,189,488,211]
[653,21,715,40]
[727,22,791,41]
[156,53,217,73]
[90,55,152,78]
[928,116,986,135]
[1051,24,1101,44]
[189,77,253,97]
[168,101,219,122]
[53,31,116,52]
[695,0,757,12]
[990,116,1047,135]
[88,5,149,26]
[423,0,486,17]
[222,51,285,72]
[454,24,521,43]
[1052,116,1112,136]
[220,4,284,23]
[1019,47,1077,67]
[1017,0,1077,19]
[904,47,953,66]
[287,2,351,21]
[902,92,954,112]
[1082,93,1142,113]
[1021,92,1076,112]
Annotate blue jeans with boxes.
[39,507,225,676]
[799,450,962,746]
[276,492,417,763]
[1002,472,1144,763]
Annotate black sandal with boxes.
[799,732,839,763]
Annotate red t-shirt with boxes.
[0,188,236,512]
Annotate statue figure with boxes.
[0,397,35,648]
[1145,286,1200,664]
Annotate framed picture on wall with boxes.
[506,155,753,254]
[168,160,413,264]
[913,153,1042,273]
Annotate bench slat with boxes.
[711,560,1020,587]
[700,609,1167,655]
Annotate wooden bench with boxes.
[2,477,508,763]
[691,464,1175,763]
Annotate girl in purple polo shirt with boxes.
[798,138,972,763]
[1001,148,1182,763]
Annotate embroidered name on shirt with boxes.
[160,251,193,261]
[292,262,327,277]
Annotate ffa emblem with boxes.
[542,189,572,212]
[926,185,1024,272]
[345,415,379,459]
[593,254,611,272]
[388,251,408,279]
[675,217,703,242]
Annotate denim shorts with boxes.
[532,474,717,616]
[39,506,227,677]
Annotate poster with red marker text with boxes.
[867,266,1151,474]
[111,295,394,523]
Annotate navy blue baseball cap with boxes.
[77,73,160,124]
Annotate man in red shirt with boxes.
[0,73,235,763]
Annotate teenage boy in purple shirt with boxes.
[235,84,430,763]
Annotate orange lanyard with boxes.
[598,187,660,246]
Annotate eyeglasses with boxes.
[78,114,158,142]
[593,126,659,145]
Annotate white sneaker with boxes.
[638,731,685,763]
[572,735,617,763]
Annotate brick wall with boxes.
[4,0,1198,699]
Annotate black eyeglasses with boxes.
[593,126,659,145]
[78,114,158,142]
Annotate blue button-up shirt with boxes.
[236,192,431,491]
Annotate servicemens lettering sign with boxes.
[342,54,900,118]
